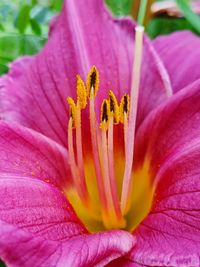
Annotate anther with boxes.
[86,66,99,98]
[100,100,109,129]
[67,97,76,127]
[108,91,120,124]
[76,75,87,109]
[119,94,130,123]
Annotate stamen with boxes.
[100,99,109,130]
[119,94,130,123]
[75,103,89,204]
[67,117,82,198]
[75,76,89,203]
[107,94,124,221]
[89,86,108,213]
[108,90,120,124]
[120,94,130,156]
[67,97,76,128]
[86,66,99,98]
[76,75,87,109]
[121,26,144,214]
[100,101,113,206]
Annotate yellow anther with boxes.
[67,97,76,128]
[100,99,110,130]
[119,94,130,123]
[108,90,120,124]
[86,66,99,98]
[76,75,87,109]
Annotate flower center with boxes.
[65,26,155,232]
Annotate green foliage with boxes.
[0,0,61,74]
[0,260,6,267]
[106,0,133,16]
[147,16,197,39]
[176,0,200,34]
[16,5,31,33]
[0,33,46,75]
[30,18,42,35]
[0,0,200,75]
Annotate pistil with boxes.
[121,26,144,214]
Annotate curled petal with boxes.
[0,219,135,267]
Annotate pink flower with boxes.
[1,0,200,266]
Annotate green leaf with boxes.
[51,0,63,11]
[31,6,50,23]
[30,18,42,35]
[0,33,46,71]
[0,23,4,31]
[105,0,133,16]
[31,0,37,6]
[0,260,6,267]
[147,17,196,39]
[0,63,8,75]
[175,0,200,34]
[16,5,30,34]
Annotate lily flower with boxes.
[1,0,200,266]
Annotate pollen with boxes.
[76,75,87,109]
[108,90,120,124]
[86,66,99,98]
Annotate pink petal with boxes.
[0,179,135,266]
[0,122,136,265]
[135,79,200,174]
[129,79,200,265]
[129,140,200,266]
[153,31,200,93]
[0,0,171,146]
[0,176,85,240]
[0,120,71,189]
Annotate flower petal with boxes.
[130,79,200,265]
[0,0,171,146]
[153,31,200,93]
[0,178,135,266]
[0,176,85,240]
[0,120,71,189]
[135,79,200,175]
[129,141,200,266]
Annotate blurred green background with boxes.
[0,0,200,265]
[0,0,199,76]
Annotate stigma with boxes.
[66,26,144,231]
